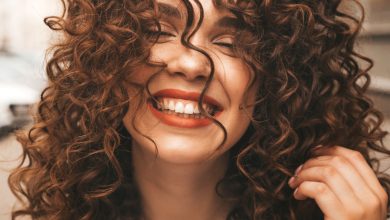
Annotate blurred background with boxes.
[0,0,59,136]
[0,0,389,218]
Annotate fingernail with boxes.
[294,165,303,175]
[288,176,295,186]
[312,145,323,151]
[293,187,299,196]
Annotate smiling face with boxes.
[123,0,258,164]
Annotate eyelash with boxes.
[214,42,233,48]
[146,29,234,50]
[146,30,175,37]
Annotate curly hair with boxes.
[8,0,390,219]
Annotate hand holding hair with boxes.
[289,146,388,220]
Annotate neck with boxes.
[131,144,233,220]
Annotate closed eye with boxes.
[212,35,237,57]
[145,22,177,42]
[213,36,234,49]
[214,42,233,48]
[145,30,176,37]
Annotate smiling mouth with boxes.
[149,97,219,118]
[147,89,223,128]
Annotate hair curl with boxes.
[8,0,390,219]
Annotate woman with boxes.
[8,0,390,219]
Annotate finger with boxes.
[289,165,361,208]
[294,181,346,219]
[313,146,388,212]
[302,155,384,215]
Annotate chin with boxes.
[130,130,227,164]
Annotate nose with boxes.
[166,47,211,82]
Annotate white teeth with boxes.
[200,103,213,114]
[156,98,163,109]
[174,102,184,113]
[193,104,200,114]
[156,97,217,115]
[168,100,175,111]
[184,103,194,114]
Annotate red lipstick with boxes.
[147,89,223,128]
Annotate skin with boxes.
[122,0,388,219]
[289,146,388,220]
[123,0,257,219]
[123,0,256,165]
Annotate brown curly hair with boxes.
[8,0,390,219]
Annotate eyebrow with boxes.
[157,3,182,19]
[157,3,241,30]
[215,16,241,30]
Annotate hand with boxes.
[288,146,388,220]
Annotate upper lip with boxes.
[151,89,223,110]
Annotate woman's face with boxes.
[123,0,258,164]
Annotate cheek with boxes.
[222,61,254,105]
[127,64,158,86]
[148,42,178,63]
[217,62,257,152]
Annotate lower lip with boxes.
[147,102,222,128]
